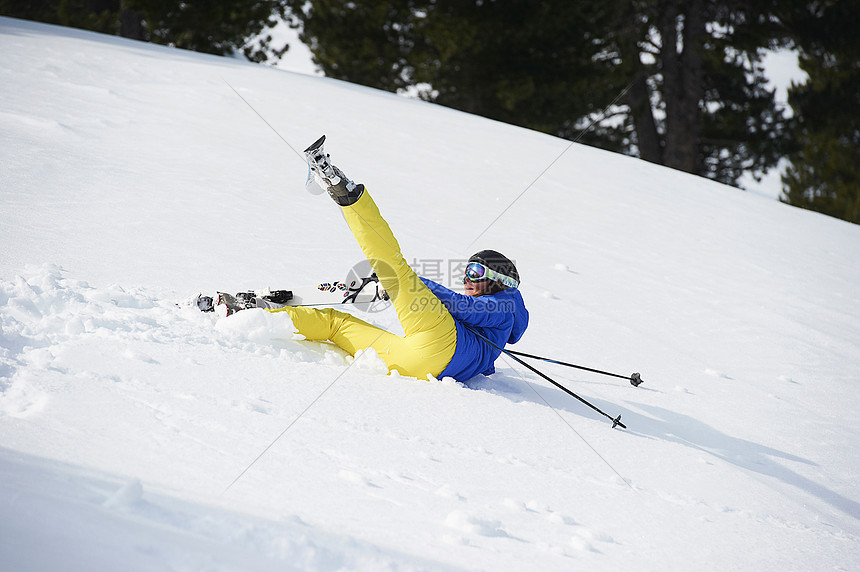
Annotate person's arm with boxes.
[421,278,514,328]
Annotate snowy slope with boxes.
[2,16,859,571]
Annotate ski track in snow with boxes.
[2,16,860,571]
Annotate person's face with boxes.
[464,278,491,297]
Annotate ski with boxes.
[190,273,389,316]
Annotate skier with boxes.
[267,136,529,382]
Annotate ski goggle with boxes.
[463,262,519,289]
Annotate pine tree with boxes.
[606,0,790,184]
[0,0,289,63]
[127,0,288,62]
[289,0,790,187]
[781,1,860,224]
[284,1,419,92]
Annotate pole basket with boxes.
[630,373,643,387]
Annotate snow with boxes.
[1,16,859,571]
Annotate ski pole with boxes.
[465,327,626,429]
[505,350,643,387]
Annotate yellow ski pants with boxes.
[270,191,458,379]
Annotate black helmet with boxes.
[468,250,520,288]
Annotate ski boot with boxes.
[304,135,364,206]
[214,291,255,316]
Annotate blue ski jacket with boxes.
[421,278,529,381]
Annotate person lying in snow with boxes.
[229,136,529,382]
